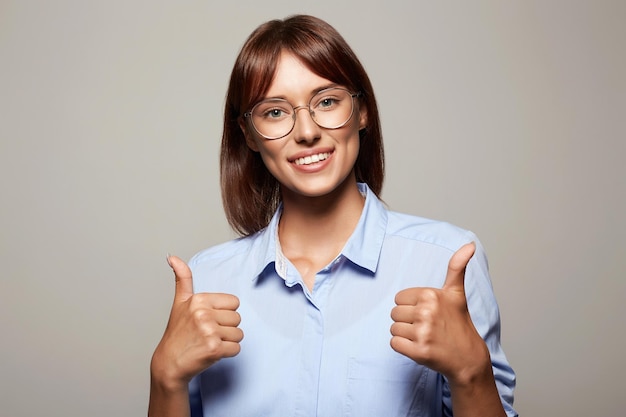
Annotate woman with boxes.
[149,15,517,417]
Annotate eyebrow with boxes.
[262,83,342,102]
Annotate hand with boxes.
[151,256,244,389]
[390,242,490,385]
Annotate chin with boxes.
[285,174,355,200]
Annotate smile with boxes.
[293,152,331,166]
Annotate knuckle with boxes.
[418,327,434,344]
[191,308,212,324]
[420,288,439,303]
[189,294,207,309]
[203,336,222,356]
[413,322,434,343]
[416,306,436,322]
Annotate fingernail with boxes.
[166,253,172,267]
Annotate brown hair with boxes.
[221,14,384,236]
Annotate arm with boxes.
[447,360,507,417]
[148,256,244,417]
[148,372,191,417]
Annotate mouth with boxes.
[293,152,332,166]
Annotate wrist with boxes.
[148,364,191,417]
[446,351,507,417]
[447,343,493,388]
[150,350,189,393]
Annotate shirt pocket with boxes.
[343,355,431,417]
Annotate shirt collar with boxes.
[250,207,282,281]
[341,183,387,273]
[250,183,388,281]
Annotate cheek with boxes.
[345,128,362,159]
[255,142,284,173]
[347,135,360,159]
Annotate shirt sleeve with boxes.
[442,236,518,417]
[189,374,203,417]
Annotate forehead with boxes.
[264,51,335,99]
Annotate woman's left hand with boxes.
[390,242,491,386]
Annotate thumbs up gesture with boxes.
[151,256,244,389]
[390,242,490,385]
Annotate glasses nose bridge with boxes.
[290,102,321,141]
[292,103,314,117]
[291,103,318,126]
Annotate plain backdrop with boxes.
[1,1,624,416]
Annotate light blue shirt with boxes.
[188,183,517,417]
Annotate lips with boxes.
[293,152,331,166]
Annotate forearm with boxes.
[148,373,190,417]
[148,351,192,417]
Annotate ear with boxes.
[358,105,368,131]
[240,118,259,152]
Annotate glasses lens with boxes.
[310,88,354,129]
[251,99,294,140]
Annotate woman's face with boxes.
[243,51,367,200]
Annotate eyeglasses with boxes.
[243,87,361,140]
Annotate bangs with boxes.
[235,38,281,115]
[285,37,358,93]
[235,16,361,114]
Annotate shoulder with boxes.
[362,184,478,255]
[189,236,251,266]
[188,228,268,272]
[187,230,270,293]
[384,209,479,254]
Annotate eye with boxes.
[265,108,285,119]
[321,98,336,107]
[253,101,292,121]
[314,96,340,111]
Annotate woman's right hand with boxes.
[150,255,244,391]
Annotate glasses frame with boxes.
[243,87,362,140]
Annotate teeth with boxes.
[295,152,330,166]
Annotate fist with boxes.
[390,243,489,383]
[151,255,244,387]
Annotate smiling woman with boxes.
[221,16,384,237]
[148,14,517,417]
[242,52,366,210]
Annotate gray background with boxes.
[1,1,624,416]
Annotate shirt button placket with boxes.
[293,273,328,417]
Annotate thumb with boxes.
[167,254,194,301]
[442,242,475,291]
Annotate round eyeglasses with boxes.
[243,87,361,140]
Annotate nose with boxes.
[292,105,321,144]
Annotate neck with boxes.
[279,177,364,243]
[277,176,365,289]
